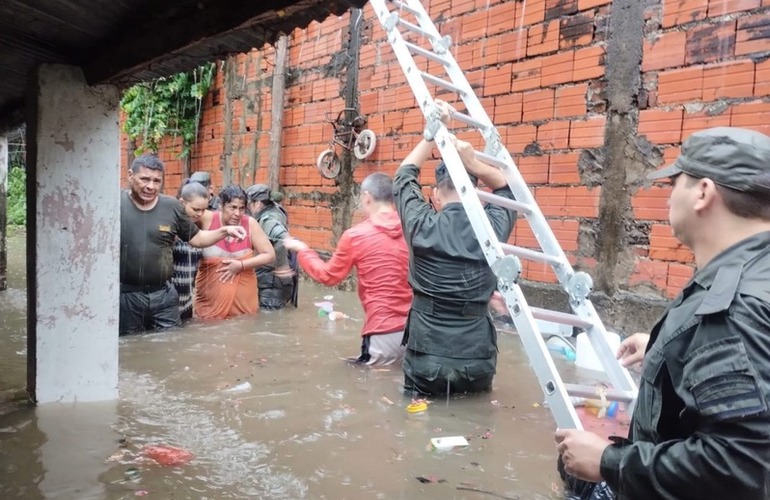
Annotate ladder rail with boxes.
[370,0,638,427]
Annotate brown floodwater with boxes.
[0,230,608,499]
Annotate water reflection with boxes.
[0,230,566,499]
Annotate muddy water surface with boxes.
[0,231,572,499]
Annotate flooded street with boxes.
[0,230,578,499]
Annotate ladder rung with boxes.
[501,243,563,266]
[473,151,508,170]
[477,190,532,215]
[420,72,466,95]
[565,384,635,404]
[531,307,593,329]
[403,40,450,65]
[390,0,422,17]
[449,110,488,129]
[396,17,431,38]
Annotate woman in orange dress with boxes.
[194,185,275,319]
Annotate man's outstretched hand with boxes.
[616,333,650,368]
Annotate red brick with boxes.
[755,59,770,96]
[514,220,539,248]
[517,155,550,184]
[495,92,524,124]
[555,84,588,118]
[522,260,559,283]
[551,219,580,252]
[685,21,737,65]
[668,262,695,294]
[632,186,671,221]
[572,46,604,81]
[657,66,704,104]
[549,152,581,183]
[577,0,611,10]
[703,60,755,100]
[662,0,707,28]
[569,116,606,148]
[506,124,539,153]
[638,108,684,144]
[649,224,694,263]
[535,185,600,217]
[731,101,770,135]
[498,29,530,63]
[642,31,687,72]
[519,0,546,26]
[487,2,519,36]
[682,108,732,138]
[523,88,556,121]
[736,13,770,56]
[450,0,477,16]
[511,58,542,92]
[541,51,576,86]
[708,0,761,17]
[528,20,561,56]
[462,9,489,40]
[537,120,570,149]
[484,64,513,96]
[481,36,502,66]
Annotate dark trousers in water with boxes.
[402,349,496,396]
[119,282,181,335]
[258,274,297,310]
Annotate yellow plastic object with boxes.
[406,401,428,413]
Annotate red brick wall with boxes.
[122,0,770,299]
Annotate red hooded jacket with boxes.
[297,210,412,336]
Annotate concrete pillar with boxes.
[26,64,120,403]
[0,135,7,292]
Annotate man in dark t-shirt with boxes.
[120,154,246,335]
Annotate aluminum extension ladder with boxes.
[369,0,638,429]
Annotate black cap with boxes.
[246,184,271,202]
[647,127,770,193]
[435,161,478,187]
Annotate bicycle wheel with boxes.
[316,149,341,179]
[353,129,377,160]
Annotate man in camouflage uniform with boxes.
[246,184,298,309]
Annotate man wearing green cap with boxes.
[393,99,517,396]
[556,127,770,499]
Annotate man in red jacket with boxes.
[284,173,412,366]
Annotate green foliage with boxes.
[6,166,26,226]
[120,63,216,159]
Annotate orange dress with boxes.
[194,213,258,319]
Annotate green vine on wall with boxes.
[120,62,216,159]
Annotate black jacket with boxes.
[601,231,770,499]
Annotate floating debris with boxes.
[416,476,447,484]
[222,381,252,393]
[142,445,194,466]
[406,400,428,414]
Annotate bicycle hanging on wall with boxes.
[316,108,377,179]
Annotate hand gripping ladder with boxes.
[370,0,637,429]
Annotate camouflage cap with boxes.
[246,184,271,202]
[189,171,211,187]
[647,127,770,193]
